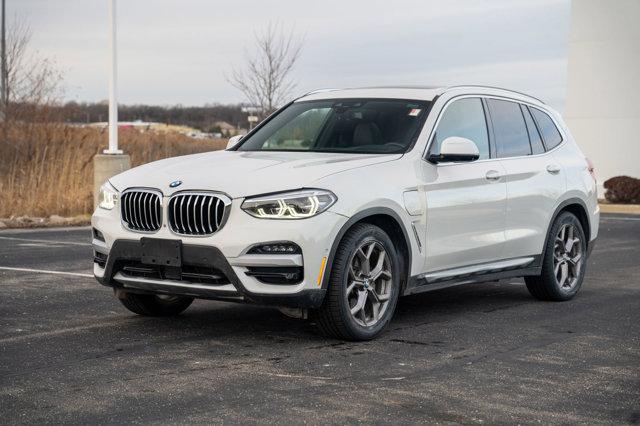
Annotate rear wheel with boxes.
[117,292,194,316]
[314,223,401,341]
[525,212,586,301]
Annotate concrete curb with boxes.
[0,226,92,234]
[599,203,640,215]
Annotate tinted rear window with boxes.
[531,107,563,150]
[521,105,545,154]
[487,99,531,158]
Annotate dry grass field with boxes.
[0,122,226,218]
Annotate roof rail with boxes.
[352,85,444,90]
[299,88,341,98]
[444,85,546,104]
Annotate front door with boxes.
[420,97,507,273]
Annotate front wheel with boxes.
[117,291,194,316]
[525,211,587,301]
[314,223,401,341]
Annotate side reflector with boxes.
[317,256,327,286]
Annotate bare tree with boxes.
[0,13,63,161]
[0,14,63,123]
[227,22,303,117]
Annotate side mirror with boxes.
[226,134,245,149]
[428,136,480,163]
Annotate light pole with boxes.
[106,0,121,154]
[93,0,129,207]
[1,0,7,122]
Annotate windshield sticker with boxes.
[408,108,421,116]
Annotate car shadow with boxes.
[119,279,536,343]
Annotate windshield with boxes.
[236,98,431,154]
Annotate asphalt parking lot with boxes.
[1,214,639,424]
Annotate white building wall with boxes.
[564,0,640,192]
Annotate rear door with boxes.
[421,97,507,272]
[486,99,566,259]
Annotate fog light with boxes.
[93,251,107,268]
[247,242,301,255]
[245,266,303,285]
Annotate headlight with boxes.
[98,182,118,210]
[241,189,337,219]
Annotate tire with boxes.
[525,211,587,301]
[117,292,194,316]
[313,223,401,341]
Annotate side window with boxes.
[431,98,490,160]
[487,99,531,158]
[521,105,545,154]
[531,107,563,150]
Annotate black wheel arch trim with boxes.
[321,207,413,293]
[542,197,593,261]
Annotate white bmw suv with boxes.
[92,86,599,340]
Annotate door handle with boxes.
[546,164,561,175]
[485,170,502,181]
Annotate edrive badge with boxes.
[169,180,182,188]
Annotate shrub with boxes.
[603,176,640,204]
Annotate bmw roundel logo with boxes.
[169,180,182,188]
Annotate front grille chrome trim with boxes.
[120,188,163,233]
[167,191,231,237]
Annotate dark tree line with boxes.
[54,102,248,133]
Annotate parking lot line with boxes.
[0,236,91,246]
[0,266,93,278]
[0,317,129,345]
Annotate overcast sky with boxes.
[16,0,571,110]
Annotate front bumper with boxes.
[94,239,326,307]
[92,203,348,308]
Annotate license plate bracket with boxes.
[140,238,182,267]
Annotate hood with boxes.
[109,150,402,198]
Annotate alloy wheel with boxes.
[553,223,583,291]
[345,240,393,327]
